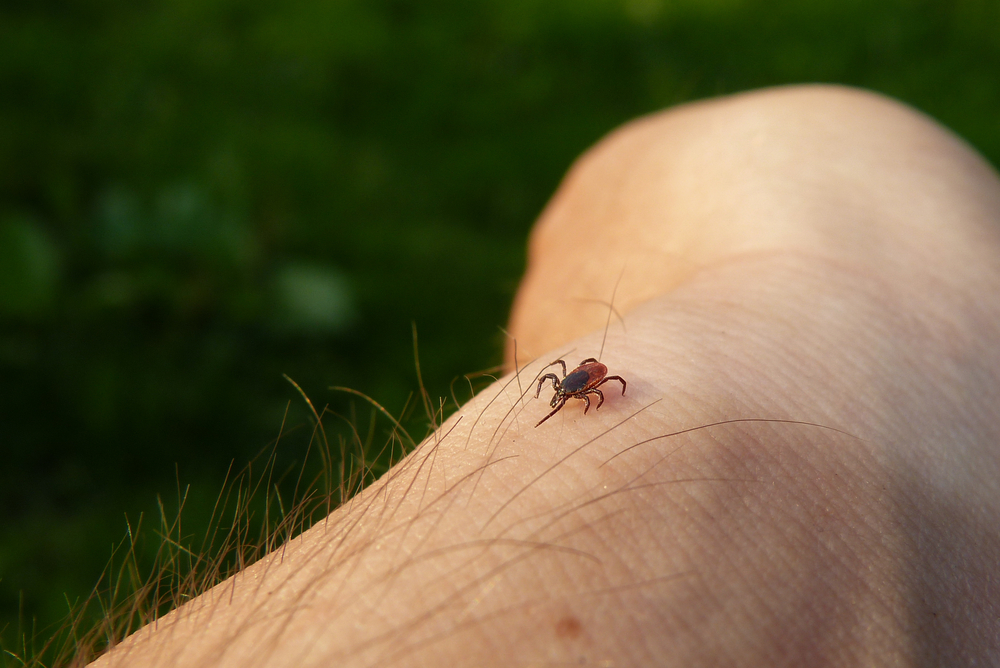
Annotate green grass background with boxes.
[2,0,999,660]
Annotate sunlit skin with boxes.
[91,86,1000,667]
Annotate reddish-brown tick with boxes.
[534,358,627,427]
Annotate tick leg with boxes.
[581,393,592,414]
[579,357,599,365]
[541,359,568,377]
[591,387,606,410]
[535,397,567,427]
[535,373,561,398]
[597,375,627,395]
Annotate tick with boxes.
[534,358,627,427]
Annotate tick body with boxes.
[534,358,627,427]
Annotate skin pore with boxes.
[92,85,1000,666]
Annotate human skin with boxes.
[92,85,1000,667]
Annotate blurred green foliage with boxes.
[1,0,999,659]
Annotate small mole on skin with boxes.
[555,615,583,639]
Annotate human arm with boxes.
[94,85,1000,667]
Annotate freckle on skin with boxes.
[555,615,583,639]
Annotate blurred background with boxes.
[2,0,999,659]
